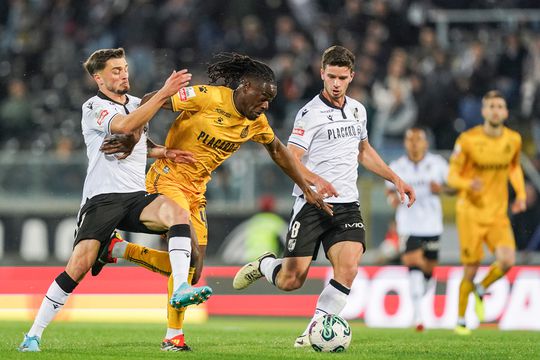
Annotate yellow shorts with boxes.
[456,210,515,264]
[145,168,208,246]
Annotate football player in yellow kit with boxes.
[448,90,526,335]
[98,53,335,351]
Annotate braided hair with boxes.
[207,53,275,88]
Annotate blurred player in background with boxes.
[18,48,212,352]
[98,53,330,351]
[233,45,415,348]
[386,127,450,331]
[448,90,526,335]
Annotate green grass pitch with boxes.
[1,317,539,359]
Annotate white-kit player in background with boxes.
[233,45,416,347]
[385,127,451,331]
[18,48,211,352]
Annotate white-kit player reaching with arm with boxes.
[385,127,451,331]
[18,48,211,352]
[233,45,415,348]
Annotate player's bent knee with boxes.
[500,258,514,272]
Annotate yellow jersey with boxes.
[149,85,275,196]
[448,125,526,223]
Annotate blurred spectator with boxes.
[455,41,494,129]
[0,79,33,149]
[0,0,538,158]
[372,50,418,150]
[496,33,528,109]
[414,50,459,149]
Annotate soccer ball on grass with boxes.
[308,314,352,352]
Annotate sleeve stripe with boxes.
[107,113,119,134]
[288,141,307,150]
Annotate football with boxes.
[308,314,352,352]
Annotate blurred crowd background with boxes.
[2,0,540,264]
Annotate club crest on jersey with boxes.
[96,109,109,125]
[178,87,196,101]
[287,238,296,252]
[240,125,249,138]
[353,107,359,120]
[292,128,305,136]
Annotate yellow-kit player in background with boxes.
[448,90,526,335]
[96,53,333,351]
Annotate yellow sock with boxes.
[124,243,171,276]
[167,267,196,331]
[458,279,474,318]
[480,262,506,290]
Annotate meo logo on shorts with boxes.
[344,222,364,229]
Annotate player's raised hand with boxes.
[511,198,526,214]
[303,187,333,216]
[160,69,192,97]
[312,175,339,199]
[164,149,196,164]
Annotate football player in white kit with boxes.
[18,48,211,352]
[233,45,415,347]
[386,127,450,331]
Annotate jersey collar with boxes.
[319,91,348,119]
[230,89,244,118]
[319,91,347,110]
[97,90,129,106]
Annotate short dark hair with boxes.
[322,46,355,70]
[83,48,125,76]
[207,53,275,88]
[482,90,506,103]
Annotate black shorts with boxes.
[73,191,167,247]
[401,235,440,260]
[283,199,366,260]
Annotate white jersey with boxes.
[288,93,368,203]
[386,153,449,236]
[80,91,147,204]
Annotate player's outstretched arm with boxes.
[264,137,333,215]
[141,90,174,110]
[110,70,191,134]
[100,135,196,164]
[146,138,196,163]
[358,139,415,207]
[287,144,339,199]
